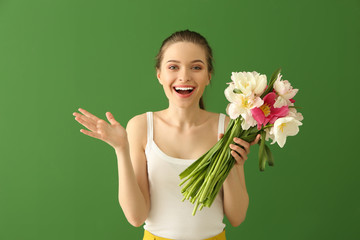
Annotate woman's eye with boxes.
[168,65,201,70]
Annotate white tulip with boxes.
[240,111,258,130]
[273,76,298,108]
[231,71,267,97]
[287,107,304,122]
[225,83,263,122]
[272,117,303,148]
[264,127,275,142]
[225,98,262,130]
[224,82,237,103]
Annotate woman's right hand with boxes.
[73,108,128,150]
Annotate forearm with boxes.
[222,164,249,227]
[115,146,148,226]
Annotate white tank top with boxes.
[143,112,226,240]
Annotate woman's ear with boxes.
[156,69,162,85]
[207,73,211,85]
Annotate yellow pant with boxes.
[143,229,226,240]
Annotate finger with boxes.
[78,108,100,122]
[233,137,250,154]
[73,112,95,129]
[106,112,119,125]
[79,128,101,139]
[250,134,261,146]
[74,114,98,132]
[218,133,224,140]
[231,150,245,164]
[233,137,250,149]
[230,144,247,160]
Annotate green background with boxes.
[1,0,359,239]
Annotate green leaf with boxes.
[260,153,267,171]
[270,67,282,83]
[258,131,267,171]
[179,156,203,180]
[289,106,303,109]
[264,144,274,166]
[261,67,282,98]
[179,117,251,215]
[233,88,242,94]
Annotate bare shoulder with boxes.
[203,110,231,130]
[126,112,148,150]
[126,112,147,128]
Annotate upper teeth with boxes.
[175,87,194,90]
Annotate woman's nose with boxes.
[178,68,190,82]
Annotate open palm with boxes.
[73,108,127,149]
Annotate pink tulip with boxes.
[251,92,289,130]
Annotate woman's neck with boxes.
[161,104,206,129]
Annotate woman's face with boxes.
[157,41,211,109]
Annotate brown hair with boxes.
[155,29,214,110]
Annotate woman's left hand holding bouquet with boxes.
[218,133,261,166]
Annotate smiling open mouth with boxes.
[173,87,195,95]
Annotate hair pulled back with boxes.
[155,29,214,110]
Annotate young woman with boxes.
[73,30,260,240]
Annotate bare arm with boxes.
[220,116,260,227]
[116,114,150,227]
[73,108,150,227]
[222,164,249,227]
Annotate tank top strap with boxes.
[217,113,226,140]
[146,112,153,151]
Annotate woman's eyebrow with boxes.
[166,60,205,64]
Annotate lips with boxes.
[173,85,196,88]
[173,86,196,98]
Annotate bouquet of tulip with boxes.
[179,68,303,216]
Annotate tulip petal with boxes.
[283,88,298,99]
[276,134,286,148]
[274,96,287,108]
[269,116,277,124]
[254,74,267,96]
[264,118,271,125]
[241,112,257,130]
[263,92,277,105]
[228,103,242,119]
[251,108,265,125]
[285,122,300,136]
[271,105,289,117]
[224,84,237,103]
[252,96,264,108]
